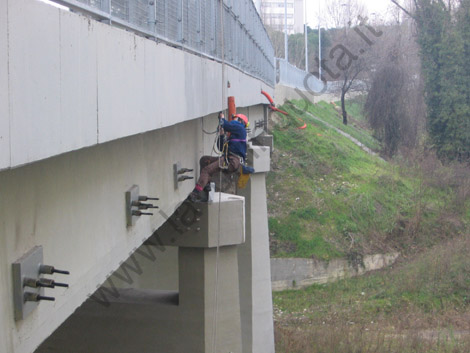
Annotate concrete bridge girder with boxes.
[0,0,273,171]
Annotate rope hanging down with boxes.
[211,1,225,352]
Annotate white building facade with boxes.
[259,0,304,34]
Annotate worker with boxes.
[189,112,249,202]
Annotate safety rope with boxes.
[211,0,225,352]
[202,125,218,135]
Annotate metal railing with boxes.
[50,0,275,86]
[277,58,325,93]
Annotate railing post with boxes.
[211,0,216,55]
[128,0,134,24]
[197,0,202,50]
[101,0,111,14]
[100,0,111,24]
[183,0,187,44]
[178,0,184,43]
[164,0,169,39]
[148,0,157,33]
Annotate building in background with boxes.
[259,0,304,34]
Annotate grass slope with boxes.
[267,98,469,259]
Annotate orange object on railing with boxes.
[228,96,236,120]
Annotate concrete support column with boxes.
[237,143,275,353]
[179,246,242,353]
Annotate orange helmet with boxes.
[235,114,249,127]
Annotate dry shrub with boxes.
[449,162,470,209]
[275,323,470,353]
[395,233,470,314]
[389,148,470,252]
[275,324,387,353]
[398,147,470,197]
[398,147,454,189]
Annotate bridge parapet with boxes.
[277,58,325,93]
[52,0,275,86]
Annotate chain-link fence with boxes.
[52,0,275,86]
[277,58,325,93]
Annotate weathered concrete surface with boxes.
[155,194,245,248]
[252,135,274,157]
[248,144,271,174]
[0,117,208,353]
[1,0,274,171]
[0,1,12,348]
[0,0,10,168]
[271,253,400,291]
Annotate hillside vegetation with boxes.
[267,98,470,260]
[268,98,470,352]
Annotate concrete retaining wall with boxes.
[271,253,400,291]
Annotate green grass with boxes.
[274,234,470,322]
[274,234,470,352]
[285,97,380,151]
[343,96,368,122]
[268,99,470,259]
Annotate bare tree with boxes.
[324,22,379,125]
[322,0,372,125]
[364,18,425,156]
[326,0,367,29]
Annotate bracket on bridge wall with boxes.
[125,185,160,227]
[12,246,70,321]
[173,162,194,190]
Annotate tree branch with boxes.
[390,0,415,19]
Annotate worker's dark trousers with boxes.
[196,155,241,188]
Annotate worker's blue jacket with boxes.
[220,119,247,160]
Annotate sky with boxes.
[306,0,394,27]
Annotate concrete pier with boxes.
[237,143,275,353]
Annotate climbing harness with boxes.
[220,139,255,191]
[219,140,230,170]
